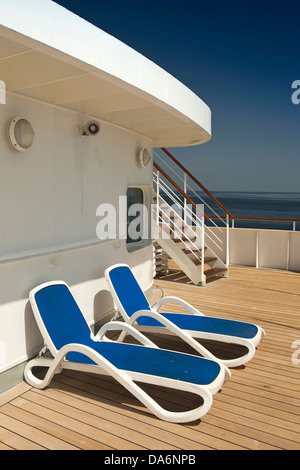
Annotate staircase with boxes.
[152,148,232,286]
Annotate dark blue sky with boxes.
[54,1,299,192]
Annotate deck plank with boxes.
[0,265,299,450]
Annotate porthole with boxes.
[8,116,35,152]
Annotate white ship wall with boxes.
[205,226,300,271]
[0,93,153,376]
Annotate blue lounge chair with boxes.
[25,280,229,423]
[105,264,266,367]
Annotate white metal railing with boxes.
[153,155,229,266]
[154,150,226,230]
[153,173,224,252]
[153,149,300,277]
[152,187,204,263]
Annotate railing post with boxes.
[201,214,205,284]
[183,172,187,224]
[226,214,230,267]
[293,221,296,231]
[256,231,259,268]
[156,170,160,227]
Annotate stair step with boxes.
[183,247,206,254]
[204,256,218,263]
[191,256,217,266]
[204,267,228,277]
[172,236,198,243]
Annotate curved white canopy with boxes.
[0,0,211,147]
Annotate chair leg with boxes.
[24,355,64,389]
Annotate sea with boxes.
[200,191,300,230]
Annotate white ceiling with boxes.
[0,26,211,147]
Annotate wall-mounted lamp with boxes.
[8,116,35,152]
[138,147,152,168]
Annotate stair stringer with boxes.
[184,241,228,273]
[156,230,206,286]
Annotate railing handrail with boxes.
[158,148,299,229]
[154,150,226,227]
[161,147,233,218]
[234,216,300,222]
[209,215,300,222]
[153,162,209,220]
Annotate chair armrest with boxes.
[152,296,203,315]
[129,309,195,333]
[129,309,169,326]
[94,321,158,348]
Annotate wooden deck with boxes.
[0,265,300,450]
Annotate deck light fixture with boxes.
[80,120,101,136]
[138,147,152,168]
[8,116,35,152]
